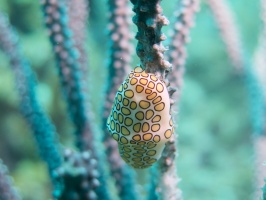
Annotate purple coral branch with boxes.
[254,1,266,199]
[156,1,200,199]
[161,0,200,170]
[207,0,244,71]
[103,0,138,199]
[0,160,21,200]
[208,0,266,198]
[254,136,266,199]
[166,0,200,101]
[207,0,264,135]
[66,0,89,74]
[104,0,132,122]
[253,0,266,105]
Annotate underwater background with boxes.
[0,0,265,200]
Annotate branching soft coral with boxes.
[0,160,21,200]
[130,0,171,77]
[103,0,138,199]
[0,11,63,195]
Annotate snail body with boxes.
[107,66,173,169]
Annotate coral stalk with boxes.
[159,162,182,200]
[130,0,171,78]
[129,0,183,199]
[158,136,182,200]
[0,160,21,200]
[0,12,63,194]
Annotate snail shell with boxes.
[106,66,174,169]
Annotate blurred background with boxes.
[0,0,264,199]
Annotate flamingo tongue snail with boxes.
[106,66,174,169]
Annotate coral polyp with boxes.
[107,66,173,168]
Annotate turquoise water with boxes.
[0,0,264,199]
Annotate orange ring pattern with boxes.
[107,66,173,169]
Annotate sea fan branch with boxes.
[154,1,200,199]
[0,160,21,200]
[254,0,266,199]
[41,0,92,150]
[207,0,265,135]
[207,0,243,70]
[208,0,266,198]
[130,0,171,78]
[166,0,200,101]
[40,1,112,199]
[66,0,89,74]
[103,0,138,199]
[0,12,63,194]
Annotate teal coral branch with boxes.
[255,0,266,197]
[41,0,91,150]
[103,0,138,199]
[55,149,102,200]
[244,59,265,136]
[208,0,266,198]
[207,0,265,136]
[0,12,63,194]
[40,1,112,199]
[0,160,21,200]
